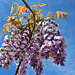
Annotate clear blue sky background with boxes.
[0,0,75,75]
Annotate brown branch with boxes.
[15,0,36,75]
[15,59,23,75]
[22,0,36,32]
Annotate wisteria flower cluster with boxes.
[0,0,68,75]
[0,17,67,75]
[0,29,29,69]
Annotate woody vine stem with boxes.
[15,0,35,75]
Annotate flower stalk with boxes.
[15,0,36,75]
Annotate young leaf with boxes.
[10,7,14,14]
[10,24,14,28]
[3,23,12,27]
[4,28,7,34]
[18,12,26,15]
[12,3,18,7]
[31,5,37,7]
[35,10,41,15]
[2,30,4,35]
[11,18,20,25]
[22,6,27,12]
[6,26,9,31]
[13,13,17,16]
[38,13,43,18]
[63,13,69,19]
[60,13,63,20]
[19,17,22,21]
[16,6,21,9]
[16,6,23,13]
[50,16,54,18]
[15,18,18,22]
[30,13,33,18]
[5,16,13,22]
[38,3,46,6]
[55,12,59,19]
[20,7,23,13]
[3,27,7,34]
[22,16,28,19]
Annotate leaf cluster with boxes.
[2,2,68,35]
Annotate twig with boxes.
[15,0,36,75]
[15,59,23,75]
[22,0,36,32]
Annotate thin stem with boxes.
[22,0,36,32]
[15,59,23,75]
[15,0,36,75]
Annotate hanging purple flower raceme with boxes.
[28,32,44,75]
[0,28,29,69]
[0,16,67,75]
[39,17,67,66]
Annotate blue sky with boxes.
[0,0,75,75]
